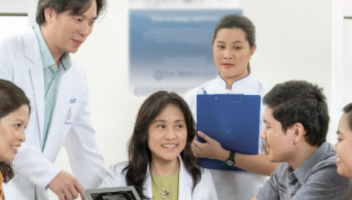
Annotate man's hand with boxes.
[48,171,86,200]
[191,131,228,160]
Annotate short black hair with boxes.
[343,103,352,131]
[36,0,107,25]
[263,80,329,147]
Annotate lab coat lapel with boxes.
[178,157,193,199]
[145,166,153,198]
[24,29,45,146]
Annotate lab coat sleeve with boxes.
[12,145,61,188]
[99,163,127,188]
[202,169,218,200]
[0,38,61,188]
[63,71,107,189]
[0,39,14,80]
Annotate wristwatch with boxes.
[225,151,235,166]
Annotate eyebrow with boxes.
[79,14,97,21]
[215,40,243,44]
[152,119,185,123]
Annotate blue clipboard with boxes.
[197,94,261,170]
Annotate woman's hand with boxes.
[191,131,229,161]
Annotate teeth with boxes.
[162,144,177,148]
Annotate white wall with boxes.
[344,20,352,105]
[0,0,27,14]
[344,0,352,106]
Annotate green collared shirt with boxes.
[33,25,72,150]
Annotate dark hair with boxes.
[0,79,31,183]
[343,103,352,131]
[263,80,329,147]
[213,14,256,48]
[124,91,201,199]
[36,0,107,25]
[213,14,256,72]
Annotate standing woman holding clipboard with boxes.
[185,14,279,200]
[0,79,30,200]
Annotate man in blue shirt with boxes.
[251,80,351,200]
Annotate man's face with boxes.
[44,0,97,55]
[261,108,296,163]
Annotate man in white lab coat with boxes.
[0,0,107,199]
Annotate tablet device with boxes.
[197,94,261,170]
[85,186,141,200]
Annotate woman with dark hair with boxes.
[186,14,279,199]
[100,91,217,200]
[335,102,352,178]
[0,79,30,200]
[335,102,352,200]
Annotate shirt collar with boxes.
[215,72,253,90]
[33,25,72,71]
[293,142,331,184]
[60,53,72,71]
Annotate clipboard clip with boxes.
[201,87,207,94]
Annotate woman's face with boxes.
[213,28,256,84]
[148,104,187,164]
[0,105,29,161]
[335,113,352,178]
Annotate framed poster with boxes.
[129,1,242,98]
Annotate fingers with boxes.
[197,131,211,142]
[69,183,79,199]
[49,171,85,200]
[74,181,86,200]
[63,188,73,200]
[54,191,66,200]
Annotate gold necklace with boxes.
[152,161,179,200]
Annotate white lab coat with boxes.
[0,28,107,200]
[100,157,218,200]
[185,74,269,200]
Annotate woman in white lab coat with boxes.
[186,14,279,200]
[0,79,30,200]
[100,91,217,200]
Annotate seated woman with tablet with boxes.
[100,91,217,200]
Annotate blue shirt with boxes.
[256,142,351,200]
[33,25,72,150]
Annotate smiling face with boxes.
[42,0,97,57]
[261,108,296,163]
[148,104,187,165]
[213,28,256,86]
[0,105,29,161]
[334,113,352,178]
